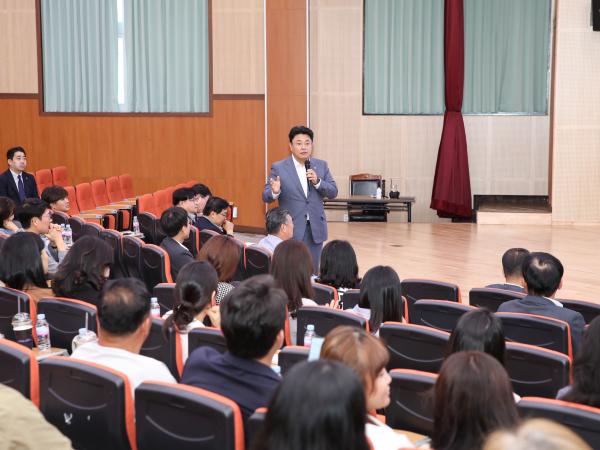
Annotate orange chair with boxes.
[91,179,132,229]
[35,169,53,193]
[106,176,126,203]
[137,194,163,244]
[165,186,176,205]
[51,166,69,186]
[118,174,135,199]
[153,189,171,213]
[62,186,103,226]
[75,182,117,229]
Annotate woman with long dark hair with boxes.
[251,360,370,450]
[0,196,19,235]
[316,240,360,290]
[52,236,113,307]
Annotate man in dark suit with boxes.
[498,252,585,353]
[159,207,194,281]
[486,247,530,293]
[0,147,39,205]
[196,196,234,236]
[262,125,338,272]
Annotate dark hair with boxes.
[52,236,114,298]
[270,240,314,314]
[202,196,229,216]
[172,188,196,206]
[7,146,26,160]
[563,317,600,408]
[288,126,314,143]
[447,309,506,365]
[359,266,403,333]
[432,351,519,450]
[220,275,286,359]
[160,206,189,237]
[98,278,150,335]
[265,207,290,235]
[502,248,530,278]
[197,235,240,282]
[191,183,211,198]
[252,360,369,450]
[0,232,47,289]
[522,252,564,297]
[317,240,359,289]
[0,196,16,223]
[15,198,49,229]
[41,185,68,205]
[164,261,218,333]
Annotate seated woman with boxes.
[0,232,52,303]
[0,196,20,235]
[352,265,403,335]
[558,316,600,407]
[52,236,113,307]
[163,261,220,362]
[320,326,414,450]
[270,240,317,345]
[198,235,240,304]
[251,360,370,450]
[315,240,360,290]
[432,351,520,450]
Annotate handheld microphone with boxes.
[305,159,312,189]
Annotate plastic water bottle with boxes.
[376,186,382,199]
[36,314,51,351]
[64,224,73,246]
[304,324,316,348]
[150,297,161,318]
[72,328,98,352]
[132,216,140,234]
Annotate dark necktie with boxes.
[17,174,26,202]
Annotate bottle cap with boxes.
[37,313,46,320]
[78,328,88,336]
[151,297,158,303]
[307,324,315,331]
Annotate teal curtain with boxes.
[363,0,444,115]
[124,0,210,113]
[463,0,551,114]
[41,0,119,112]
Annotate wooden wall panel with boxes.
[0,98,266,228]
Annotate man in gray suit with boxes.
[262,126,337,272]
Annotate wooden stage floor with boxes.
[326,222,600,303]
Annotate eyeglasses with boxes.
[218,211,228,217]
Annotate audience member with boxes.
[191,183,212,218]
[0,147,39,205]
[0,384,73,449]
[172,187,198,224]
[0,232,52,303]
[321,326,414,449]
[196,196,234,235]
[497,252,585,353]
[163,261,220,362]
[270,239,317,344]
[257,207,293,253]
[251,360,370,450]
[433,351,519,450]
[41,185,70,214]
[316,239,360,290]
[71,278,176,391]
[353,265,403,335]
[51,236,113,307]
[558,316,600,406]
[182,275,285,423]
[483,418,591,450]
[15,198,66,275]
[0,196,20,234]
[159,206,194,280]
[198,234,240,304]
[486,248,530,293]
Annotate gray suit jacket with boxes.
[160,236,194,281]
[262,157,337,244]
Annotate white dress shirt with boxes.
[9,169,23,191]
[271,156,322,200]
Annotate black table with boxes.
[324,196,416,222]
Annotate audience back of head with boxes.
[265,207,292,237]
[433,351,519,450]
[270,239,314,313]
[197,235,240,282]
[172,187,196,208]
[98,278,150,336]
[522,252,564,297]
[0,232,47,290]
[502,248,530,282]
[160,206,189,238]
[251,360,370,450]
[359,265,403,333]
[318,240,359,289]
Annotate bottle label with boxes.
[36,326,49,336]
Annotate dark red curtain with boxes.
[430,0,472,218]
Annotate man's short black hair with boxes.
[522,252,564,297]
[160,206,189,237]
[15,198,49,229]
[220,275,287,359]
[203,196,229,216]
[265,207,290,235]
[501,248,530,278]
[192,183,212,198]
[41,185,68,205]
[7,146,26,160]
[98,278,150,335]
[288,125,314,142]
[172,188,196,206]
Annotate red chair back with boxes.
[51,166,69,186]
[75,183,96,212]
[64,185,80,214]
[119,174,134,198]
[35,169,53,193]
[137,193,159,216]
[106,176,125,203]
[91,179,111,206]
[154,189,171,213]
